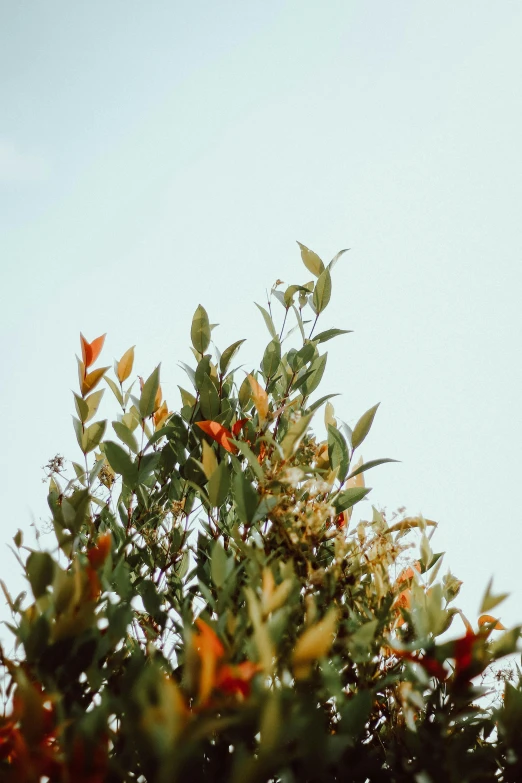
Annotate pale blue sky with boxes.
[2,1,522,629]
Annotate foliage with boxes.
[1,243,521,782]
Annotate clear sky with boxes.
[1,1,522,631]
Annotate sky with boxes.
[1,1,522,635]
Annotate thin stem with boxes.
[308,313,319,340]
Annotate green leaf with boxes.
[191,304,211,355]
[328,248,350,271]
[280,412,314,459]
[105,376,124,406]
[72,416,84,451]
[306,393,339,414]
[238,375,253,410]
[233,473,258,525]
[328,425,350,483]
[207,460,230,507]
[211,539,229,588]
[297,241,325,277]
[334,486,371,513]
[112,421,139,454]
[82,419,107,454]
[138,452,161,485]
[73,393,89,423]
[139,365,161,419]
[251,495,279,525]
[220,339,245,375]
[351,403,380,450]
[26,551,55,599]
[199,373,220,419]
[490,627,521,660]
[262,338,281,379]
[83,389,104,423]
[312,267,332,314]
[480,578,510,614]
[341,690,372,741]
[104,441,138,487]
[301,353,327,396]
[178,386,196,407]
[255,303,277,339]
[230,439,265,483]
[346,458,398,481]
[313,328,352,344]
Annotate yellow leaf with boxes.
[324,401,337,429]
[117,346,135,384]
[201,440,219,480]
[346,455,365,490]
[81,366,110,397]
[248,374,269,424]
[153,400,169,429]
[261,567,293,616]
[154,383,163,411]
[292,607,338,679]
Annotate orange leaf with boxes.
[396,561,421,585]
[117,346,135,384]
[478,614,506,631]
[153,400,169,429]
[196,421,236,453]
[248,374,269,423]
[85,567,101,600]
[81,366,110,397]
[393,588,411,612]
[194,619,225,704]
[80,333,106,369]
[87,533,112,569]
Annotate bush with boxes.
[1,243,521,782]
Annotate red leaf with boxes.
[232,418,249,437]
[215,661,260,698]
[196,421,237,453]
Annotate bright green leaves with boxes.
[327,425,350,483]
[139,365,161,418]
[312,267,332,315]
[191,304,211,355]
[297,241,324,277]
[351,403,380,450]
[262,338,281,379]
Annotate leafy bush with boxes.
[1,243,521,782]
